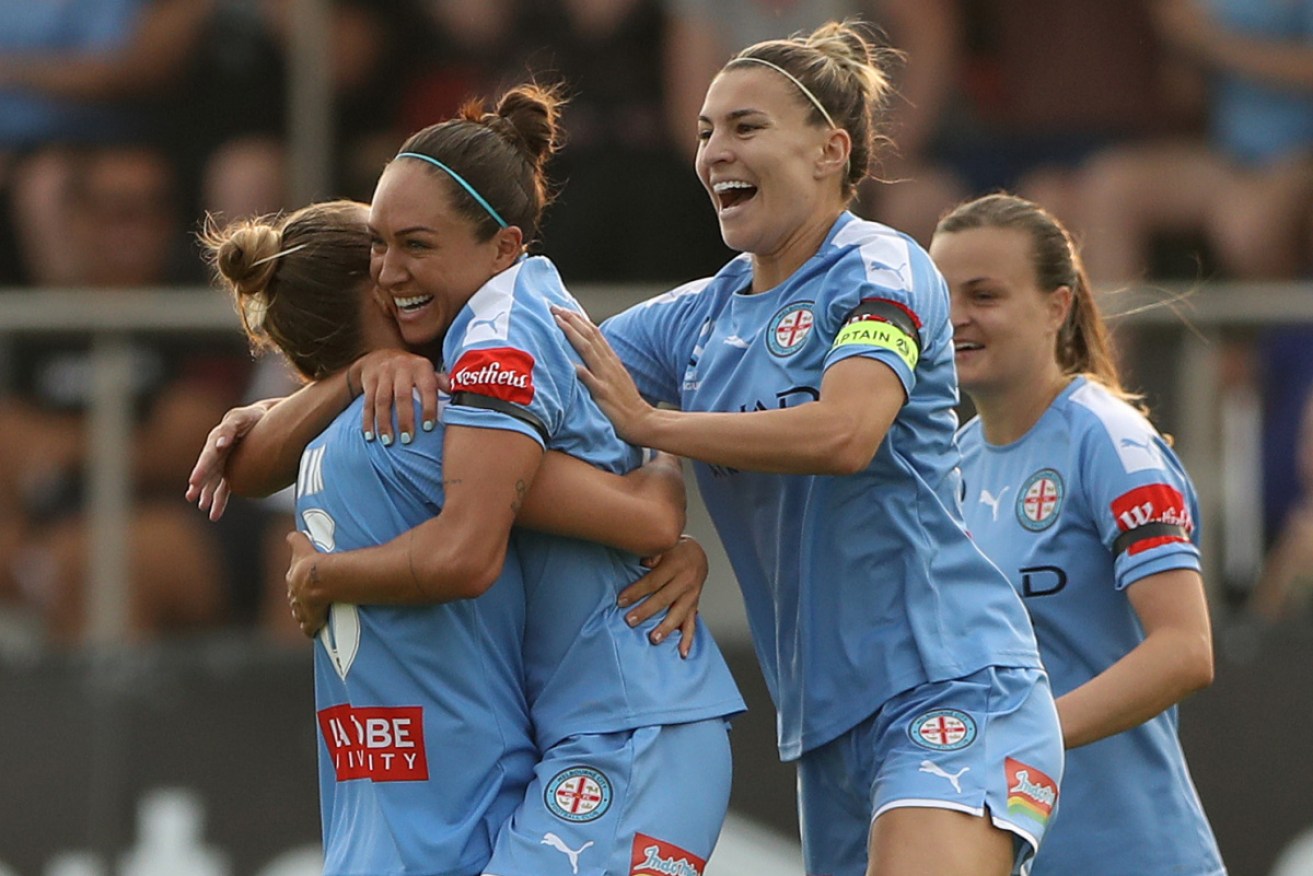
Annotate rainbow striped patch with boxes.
[1005,756,1057,824]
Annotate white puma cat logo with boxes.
[541,833,594,874]
[919,759,970,793]
[979,486,1010,521]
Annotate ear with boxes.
[491,225,525,271]
[1049,284,1074,332]
[815,127,852,181]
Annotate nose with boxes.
[948,290,969,329]
[372,244,406,289]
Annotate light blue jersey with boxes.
[958,377,1225,875]
[300,396,537,876]
[602,212,1043,760]
[442,255,745,750]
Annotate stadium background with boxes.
[1,1,1312,874]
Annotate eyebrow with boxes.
[370,224,437,237]
[698,108,769,125]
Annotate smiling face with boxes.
[930,225,1071,400]
[695,66,848,282]
[369,159,519,349]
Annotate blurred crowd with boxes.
[0,0,1311,648]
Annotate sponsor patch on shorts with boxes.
[545,766,613,822]
[630,833,706,876]
[908,709,977,751]
[1005,756,1058,825]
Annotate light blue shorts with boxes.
[798,666,1064,876]
[483,718,733,876]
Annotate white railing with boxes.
[1,281,1308,643]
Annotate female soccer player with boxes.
[550,22,1063,876]
[196,84,745,875]
[930,192,1225,875]
[201,199,714,875]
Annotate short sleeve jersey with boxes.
[442,255,745,750]
[602,212,1042,760]
[957,377,1224,875]
[300,396,536,876]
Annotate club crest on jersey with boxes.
[1016,469,1064,531]
[545,766,613,822]
[449,346,535,405]
[630,833,706,876]
[766,301,815,356]
[1005,757,1057,824]
[909,709,977,751]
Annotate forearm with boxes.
[1056,628,1214,749]
[227,371,354,496]
[300,518,509,607]
[633,403,880,475]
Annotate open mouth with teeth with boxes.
[394,293,435,314]
[954,340,983,355]
[713,180,758,212]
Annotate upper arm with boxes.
[818,356,905,464]
[1126,568,1212,641]
[425,424,545,591]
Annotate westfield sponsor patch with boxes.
[449,347,536,405]
[317,704,427,781]
[630,833,705,876]
[1110,483,1193,554]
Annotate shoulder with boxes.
[1064,379,1169,471]
[825,215,938,290]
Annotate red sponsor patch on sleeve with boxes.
[630,833,706,876]
[1109,483,1193,554]
[317,704,428,782]
[448,347,536,406]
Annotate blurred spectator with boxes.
[663,0,965,245]
[506,0,728,282]
[938,0,1195,241]
[1076,0,1313,284]
[1250,384,1313,622]
[0,144,253,647]
[0,0,426,285]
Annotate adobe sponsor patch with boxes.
[630,833,706,876]
[317,704,427,782]
[449,347,536,405]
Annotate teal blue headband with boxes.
[395,151,509,229]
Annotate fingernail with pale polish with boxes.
[627,614,638,626]
[400,431,412,445]
[365,431,374,442]
[422,420,434,432]
[381,433,393,447]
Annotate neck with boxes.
[973,367,1074,446]
[749,209,840,292]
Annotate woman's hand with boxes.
[185,399,280,521]
[285,531,329,637]
[552,307,657,444]
[617,535,708,657]
[354,349,444,446]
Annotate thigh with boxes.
[484,718,732,876]
[870,667,1064,876]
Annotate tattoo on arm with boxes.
[511,478,528,514]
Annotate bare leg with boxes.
[868,807,1014,876]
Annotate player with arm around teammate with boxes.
[931,192,1225,875]
[553,22,1063,876]
[199,85,745,876]
[200,199,720,876]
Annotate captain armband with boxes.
[832,298,923,371]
